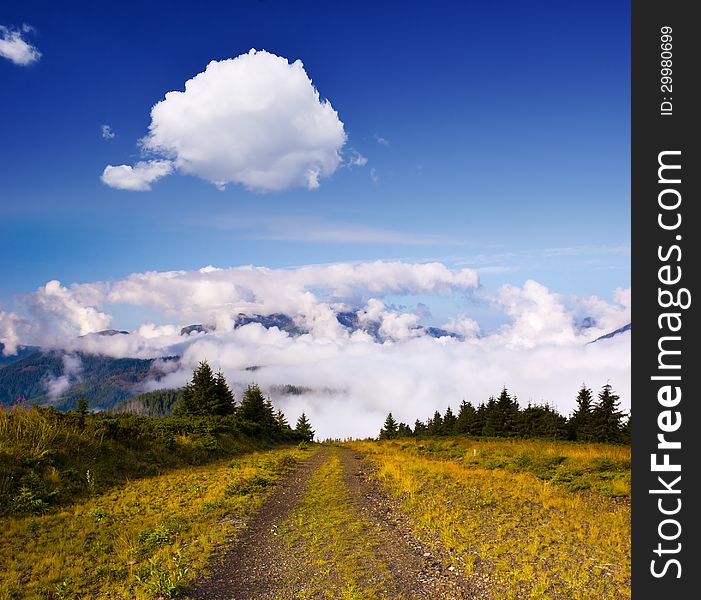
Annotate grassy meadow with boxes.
[0,405,311,599]
[1,404,631,599]
[348,437,630,599]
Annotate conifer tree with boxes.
[379,412,399,439]
[264,396,279,429]
[74,396,89,429]
[413,419,427,437]
[442,406,457,435]
[481,395,499,436]
[568,384,594,441]
[621,411,631,444]
[397,422,413,437]
[295,412,315,442]
[173,360,217,416]
[472,402,487,436]
[427,410,443,436]
[519,403,567,439]
[455,400,476,435]
[275,409,290,430]
[591,383,625,443]
[211,370,236,416]
[495,387,520,436]
[238,384,274,425]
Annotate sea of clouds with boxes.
[0,261,630,439]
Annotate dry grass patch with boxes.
[278,447,394,599]
[350,438,630,599]
[0,446,311,599]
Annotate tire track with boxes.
[185,446,475,599]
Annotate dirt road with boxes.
[186,446,474,599]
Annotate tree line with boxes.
[379,384,630,444]
[172,360,315,442]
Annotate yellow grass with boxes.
[278,447,394,599]
[349,438,630,599]
[0,446,312,599]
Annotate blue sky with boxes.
[1,0,629,328]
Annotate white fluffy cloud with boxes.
[103,261,480,328]
[103,49,346,192]
[0,24,41,66]
[31,280,112,336]
[494,280,579,347]
[442,315,480,339]
[0,262,631,439]
[0,280,112,353]
[101,160,173,191]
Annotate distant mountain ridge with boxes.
[589,323,631,344]
[179,311,461,342]
[0,351,176,410]
[1,315,630,411]
[0,344,40,367]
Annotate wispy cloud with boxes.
[453,244,631,270]
[345,149,368,168]
[195,215,466,246]
[101,124,116,140]
[374,134,390,147]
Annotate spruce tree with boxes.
[397,422,413,437]
[295,412,315,442]
[427,410,444,436]
[519,403,567,439]
[74,396,89,429]
[442,406,457,435]
[568,384,594,441]
[379,412,399,439]
[622,411,631,444]
[211,370,236,416]
[455,400,476,435]
[238,384,273,425]
[173,360,217,416]
[591,383,625,443]
[275,409,291,430]
[481,396,498,436]
[413,419,427,437]
[495,387,519,437]
[472,402,487,436]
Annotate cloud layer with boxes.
[102,49,346,192]
[0,261,630,438]
[0,24,41,66]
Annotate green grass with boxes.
[0,405,295,516]
[349,437,630,600]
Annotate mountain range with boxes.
[0,314,630,411]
